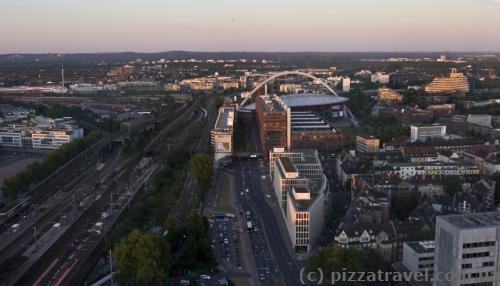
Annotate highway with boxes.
[207,122,305,286]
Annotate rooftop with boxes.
[214,107,234,130]
[440,212,500,229]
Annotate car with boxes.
[200,274,211,280]
[245,188,249,193]
[224,238,229,244]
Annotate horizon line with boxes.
[1,50,500,56]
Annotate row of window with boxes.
[295,226,309,232]
[462,252,490,259]
[418,263,433,268]
[462,271,494,280]
[463,241,496,249]
[418,256,434,261]
[460,283,492,286]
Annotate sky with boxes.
[1,0,499,53]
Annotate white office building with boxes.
[434,212,500,286]
[410,125,446,142]
[270,148,327,253]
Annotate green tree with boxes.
[444,176,462,197]
[113,229,172,286]
[306,244,387,285]
[191,153,213,192]
[392,190,420,220]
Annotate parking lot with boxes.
[210,217,242,272]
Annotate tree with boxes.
[191,153,213,192]
[392,190,420,220]
[444,176,462,197]
[306,244,387,284]
[113,229,172,286]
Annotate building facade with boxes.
[410,125,446,143]
[425,68,470,94]
[434,212,500,286]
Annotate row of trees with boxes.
[2,130,102,199]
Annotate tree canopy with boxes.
[113,229,172,286]
[392,190,420,220]
[191,153,213,192]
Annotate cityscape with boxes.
[1,1,500,286]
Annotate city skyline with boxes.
[1,0,500,54]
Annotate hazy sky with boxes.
[1,0,499,53]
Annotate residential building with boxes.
[334,221,429,262]
[425,68,470,94]
[434,212,500,286]
[378,87,402,102]
[356,135,380,153]
[410,125,446,142]
[390,161,479,180]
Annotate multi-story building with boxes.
[279,84,303,94]
[466,114,492,128]
[31,128,84,150]
[356,135,380,153]
[0,127,24,148]
[434,212,500,286]
[390,161,479,180]
[0,122,83,150]
[410,125,446,143]
[392,241,435,286]
[425,68,470,94]
[255,96,290,159]
[334,221,427,262]
[342,77,351,92]
[270,149,327,253]
[211,105,236,165]
[290,111,343,153]
[378,87,402,102]
[371,72,390,84]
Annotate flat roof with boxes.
[278,156,297,173]
[405,241,435,253]
[280,93,348,107]
[214,107,234,130]
[440,212,500,229]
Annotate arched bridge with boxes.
[239,70,339,108]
